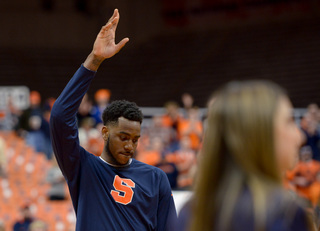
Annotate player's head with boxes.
[101,100,143,165]
[191,80,302,230]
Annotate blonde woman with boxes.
[175,80,313,231]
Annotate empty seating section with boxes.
[0,131,74,231]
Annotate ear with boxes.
[101,126,109,141]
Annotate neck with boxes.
[100,155,132,167]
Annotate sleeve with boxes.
[50,65,96,182]
[157,170,178,231]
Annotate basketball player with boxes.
[50,9,176,230]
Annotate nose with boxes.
[124,141,134,153]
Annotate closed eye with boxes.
[120,136,129,141]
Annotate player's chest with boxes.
[81,168,159,206]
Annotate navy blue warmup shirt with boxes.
[50,65,177,231]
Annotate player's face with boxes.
[102,117,141,165]
[274,97,302,172]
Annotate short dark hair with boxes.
[102,100,143,125]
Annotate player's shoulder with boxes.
[131,159,167,177]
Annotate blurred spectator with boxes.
[307,103,319,122]
[78,117,103,156]
[144,115,176,153]
[286,146,320,205]
[15,91,42,137]
[181,93,194,118]
[308,172,320,207]
[15,91,53,158]
[0,96,21,130]
[300,113,320,161]
[136,133,179,188]
[91,89,111,125]
[161,101,182,131]
[0,136,6,178]
[156,159,179,189]
[178,107,203,151]
[79,117,96,150]
[46,156,66,201]
[166,136,197,189]
[87,129,104,156]
[161,101,183,151]
[76,93,93,126]
[136,136,163,166]
[29,220,48,231]
[283,145,300,193]
[13,205,34,231]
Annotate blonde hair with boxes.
[191,80,288,231]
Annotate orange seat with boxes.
[0,132,73,230]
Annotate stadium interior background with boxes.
[1,0,320,230]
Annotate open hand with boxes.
[84,9,129,71]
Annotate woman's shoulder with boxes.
[266,190,311,231]
[173,188,311,231]
[232,188,311,231]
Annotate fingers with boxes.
[100,16,118,36]
[102,21,113,31]
[110,9,119,30]
[100,9,121,36]
[115,37,130,52]
[113,9,119,20]
[107,9,118,24]
[103,16,118,29]
[110,15,119,28]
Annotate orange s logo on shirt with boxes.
[111,175,135,205]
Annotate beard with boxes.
[104,135,121,165]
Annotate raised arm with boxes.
[84,9,129,71]
[50,9,128,181]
